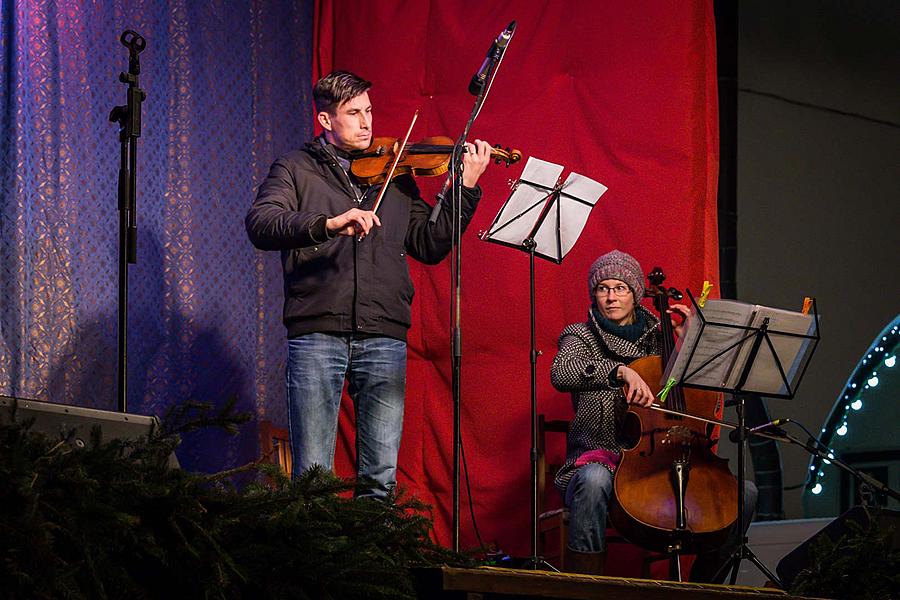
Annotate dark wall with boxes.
[731,0,900,518]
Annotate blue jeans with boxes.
[286,333,406,500]
[565,462,758,581]
[565,463,614,553]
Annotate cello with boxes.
[610,267,738,556]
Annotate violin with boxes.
[350,135,522,185]
[610,267,738,555]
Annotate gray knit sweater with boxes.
[551,305,661,494]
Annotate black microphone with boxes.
[728,418,790,443]
[468,21,516,96]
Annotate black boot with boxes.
[565,548,606,575]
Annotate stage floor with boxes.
[413,566,822,600]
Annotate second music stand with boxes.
[666,292,820,585]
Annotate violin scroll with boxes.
[493,144,522,166]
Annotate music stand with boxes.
[483,156,607,570]
[666,291,820,586]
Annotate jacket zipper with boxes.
[327,158,362,332]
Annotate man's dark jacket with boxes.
[245,139,481,341]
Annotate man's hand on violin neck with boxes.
[326,208,381,237]
[461,139,492,188]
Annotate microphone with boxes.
[728,418,790,443]
[468,21,516,96]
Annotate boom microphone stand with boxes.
[109,31,146,413]
[448,21,516,552]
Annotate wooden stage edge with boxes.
[413,566,824,600]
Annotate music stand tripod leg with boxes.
[714,393,784,588]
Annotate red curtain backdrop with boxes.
[314,0,719,557]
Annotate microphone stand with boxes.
[449,81,484,555]
[108,31,146,413]
[759,426,900,504]
[449,27,513,553]
[644,400,900,585]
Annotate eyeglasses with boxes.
[595,284,631,297]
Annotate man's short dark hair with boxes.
[313,71,372,114]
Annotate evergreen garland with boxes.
[790,507,900,600]
[0,401,468,599]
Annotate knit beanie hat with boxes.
[588,250,645,302]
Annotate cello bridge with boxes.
[661,426,692,445]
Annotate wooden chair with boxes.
[537,415,570,568]
[537,414,631,572]
[258,420,292,476]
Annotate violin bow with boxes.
[371,109,419,215]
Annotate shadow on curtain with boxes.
[0,0,313,472]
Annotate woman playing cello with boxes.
[550,249,757,579]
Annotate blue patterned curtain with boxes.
[0,0,312,471]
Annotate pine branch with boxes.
[1,403,469,599]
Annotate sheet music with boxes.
[665,299,756,387]
[666,298,818,396]
[486,157,606,262]
[485,157,563,247]
[551,173,607,258]
[732,308,817,394]
[522,156,565,188]
[560,171,608,202]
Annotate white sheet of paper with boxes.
[665,298,817,395]
[665,299,755,387]
[560,171,608,202]
[485,157,563,247]
[734,308,817,395]
[521,156,565,188]
[554,172,607,259]
[487,157,606,262]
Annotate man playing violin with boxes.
[246,70,492,498]
[550,249,757,580]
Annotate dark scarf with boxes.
[590,306,648,344]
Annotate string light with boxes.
[805,314,899,499]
